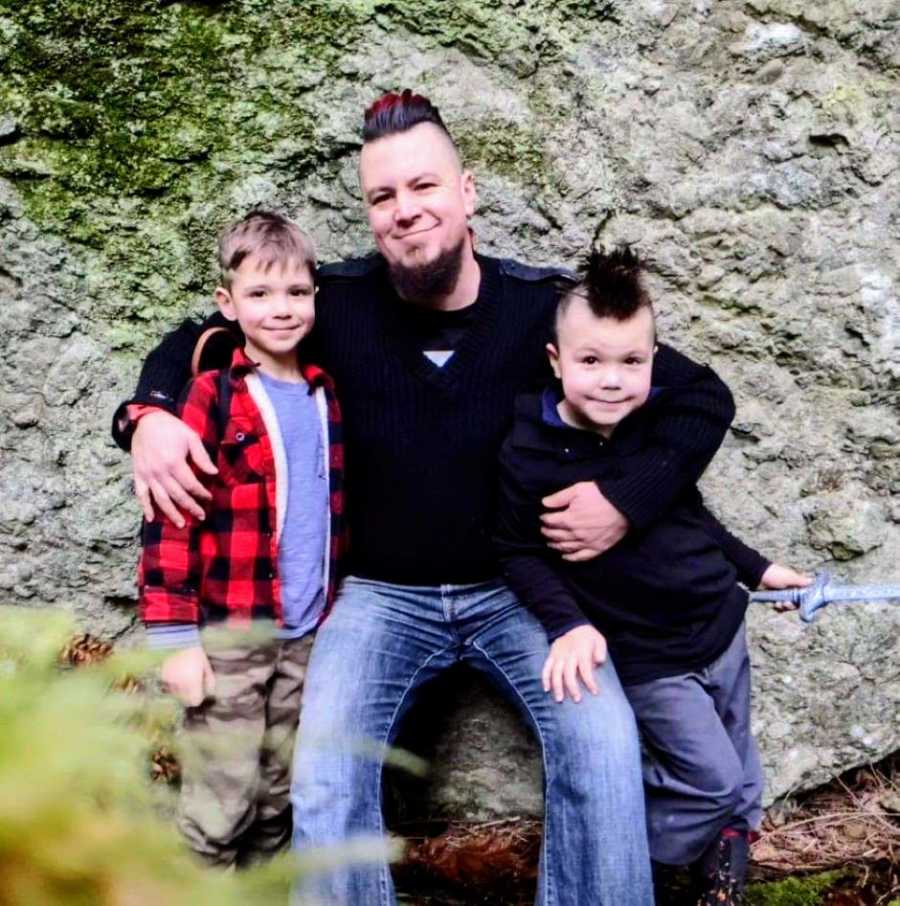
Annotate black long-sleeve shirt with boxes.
[114,254,737,586]
[496,389,770,684]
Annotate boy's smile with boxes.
[548,296,656,437]
[215,252,316,378]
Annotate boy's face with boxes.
[215,253,315,371]
[548,296,656,437]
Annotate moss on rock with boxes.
[746,871,847,906]
[456,121,549,186]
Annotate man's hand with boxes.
[133,410,216,527]
[160,646,216,707]
[760,563,814,612]
[541,482,628,562]
[542,624,608,704]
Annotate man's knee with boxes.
[551,683,642,771]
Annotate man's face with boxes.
[215,253,316,371]
[548,296,656,437]
[359,122,476,293]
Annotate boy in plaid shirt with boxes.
[138,211,344,866]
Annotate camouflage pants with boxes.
[177,633,314,867]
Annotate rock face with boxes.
[0,1,897,812]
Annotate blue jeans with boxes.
[291,577,652,905]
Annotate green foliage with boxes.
[0,607,396,905]
[745,870,847,906]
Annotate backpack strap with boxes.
[214,367,233,440]
[191,325,237,377]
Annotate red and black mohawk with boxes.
[363,89,452,143]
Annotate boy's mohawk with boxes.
[569,246,652,323]
[362,89,453,144]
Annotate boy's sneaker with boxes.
[692,827,750,905]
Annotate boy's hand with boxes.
[542,624,608,704]
[541,481,628,562]
[160,646,216,707]
[760,563,814,611]
[133,410,216,527]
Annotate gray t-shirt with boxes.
[258,372,329,639]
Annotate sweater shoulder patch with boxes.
[498,258,576,284]
[318,254,382,280]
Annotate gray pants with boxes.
[623,623,763,866]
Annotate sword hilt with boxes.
[750,572,830,623]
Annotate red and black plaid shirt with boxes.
[139,347,345,629]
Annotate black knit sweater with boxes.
[114,254,736,586]
[496,389,770,684]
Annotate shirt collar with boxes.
[229,345,330,392]
[541,384,570,429]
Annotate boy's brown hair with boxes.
[217,210,316,288]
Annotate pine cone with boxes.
[59,633,114,667]
[150,747,181,784]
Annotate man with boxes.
[114,91,736,905]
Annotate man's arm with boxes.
[111,312,234,523]
[542,345,735,559]
[598,344,735,529]
[598,346,735,529]
[111,313,231,451]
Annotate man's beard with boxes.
[388,237,466,302]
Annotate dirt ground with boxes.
[393,754,900,906]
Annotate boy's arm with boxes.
[138,375,220,632]
[697,500,813,599]
[140,377,221,703]
[495,454,591,641]
[595,344,736,531]
[496,455,609,702]
[697,503,772,589]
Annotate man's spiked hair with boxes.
[362,89,456,147]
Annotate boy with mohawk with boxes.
[496,248,810,905]
[138,211,344,866]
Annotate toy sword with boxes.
[750,571,900,623]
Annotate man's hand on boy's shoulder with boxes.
[759,563,814,612]
[161,645,216,707]
[542,623,608,704]
[133,409,216,527]
[540,481,628,561]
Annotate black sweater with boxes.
[496,390,770,684]
[114,254,737,586]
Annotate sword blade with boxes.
[821,583,900,603]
